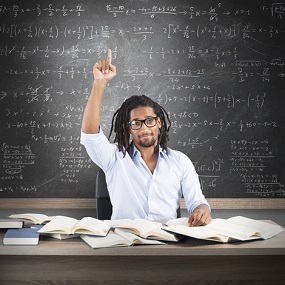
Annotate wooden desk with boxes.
[1,229,285,285]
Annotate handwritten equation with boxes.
[229,139,285,197]
[4,65,282,84]
[1,2,284,21]
[0,45,119,60]
[0,143,93,185]
[0,143,34,182]
[106,3,285,20]
[0,3,85,17]
[0,0,284,198]
[1,23,284,40]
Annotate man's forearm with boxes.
[81,79,107,134]
[82,49,116,134]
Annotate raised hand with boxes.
[93,48,116,81]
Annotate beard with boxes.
[137,132,156,148]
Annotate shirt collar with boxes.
[131,143,167,159]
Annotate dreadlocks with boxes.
[108,95,171,156]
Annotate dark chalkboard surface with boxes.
[0,0,284,199]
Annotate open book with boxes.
[9,213,59,224]
[31,225,80,240]
[109,219,180,242]
[38,216,110,236]
[163,216,284,243]
[81,228,165,249]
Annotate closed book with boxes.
[0,219,23,229]
[3,228,40,245]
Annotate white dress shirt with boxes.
[81,129,210,220]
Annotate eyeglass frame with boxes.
[127,116,159,130]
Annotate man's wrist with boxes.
[94,77,108,86]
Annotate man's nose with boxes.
[140,122,148,131]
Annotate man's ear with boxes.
[157,117,162,128]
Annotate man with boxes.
[81,49,211,226]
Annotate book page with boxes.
[9,213,50,224]
[227,216,284,239]
[206,219,263,240]
[163,225,229,243]
[165,216,284,242]
[104,219,132,227]
[72,217,110,235]
[114,219,162,236]
[38,216,78,234]
[81,231,132,248]
[165,217,189,226]
[145,227,180,241]
[114,229,165,245]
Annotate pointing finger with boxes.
[105,49,112,73]
[107,48,112,64]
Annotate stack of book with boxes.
[1,217,39,246]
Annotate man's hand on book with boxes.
[188,205,212,227]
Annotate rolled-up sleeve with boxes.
[80,129,117,171]
[180,154,210,214]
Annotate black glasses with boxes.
[128,117,158,130]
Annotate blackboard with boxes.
[0,0,284,199]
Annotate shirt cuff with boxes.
[80,128,104,147]
[189,200,211,214]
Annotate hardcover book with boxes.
[3,228,40,245]
[0,218,23,229]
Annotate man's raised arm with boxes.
[81,49,116,134]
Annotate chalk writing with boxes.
[0,0,284,198]
[0,45,119,60]
[0,3,85,17]
[59,146,92,184]
[0,143,35,180]
[164,92,266,108]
